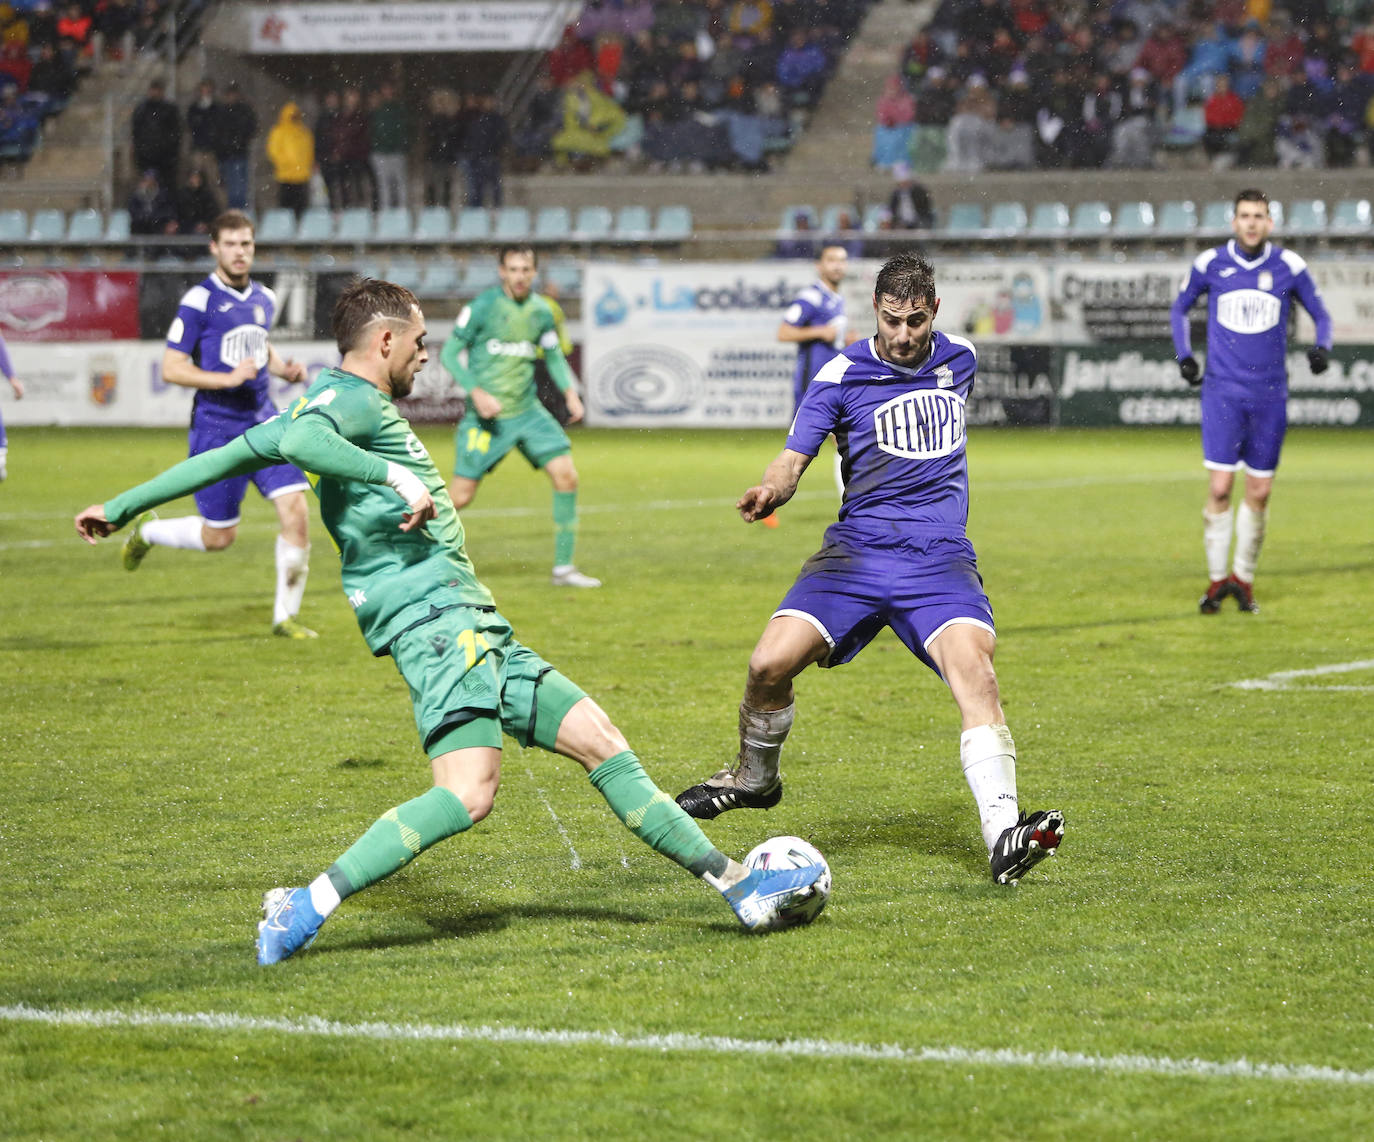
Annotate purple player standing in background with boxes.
[677,252,1064,886]
[0,331,24,482]
[1170,188,1333,616]
[120,210,318,639]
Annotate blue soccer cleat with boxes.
[257,886,324,965]
[722,863,825,931]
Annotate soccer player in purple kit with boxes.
[120,210,319,639]
[1171,188,1333,615]
[0,330,24,482]
[677,253,1064,886]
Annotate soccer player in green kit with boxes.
[441,244,601,588]
[74,278,823,964]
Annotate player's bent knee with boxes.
[202,525,236,550]
[554,697,630,770]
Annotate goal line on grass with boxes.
[4,1003,1371,1087]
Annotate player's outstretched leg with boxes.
[1198,579,1230,614]
[121,511,157,571]
[718,862,825,931]
[990,809,1064,885]
[257,886,325,965]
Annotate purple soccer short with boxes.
[1200,387,1287,476]
[189,418,310,527]
[773,524,995,677]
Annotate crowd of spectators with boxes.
[872,0,1374,176]
[516,0,874,173]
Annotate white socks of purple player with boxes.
[1202,506,1233,582]
[141,515,209,551]
[961,723,1019,852]
[1233,502,1266,583]
[274,536,311,625]
[736,702,793,791]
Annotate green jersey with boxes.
[440,287,573,418]
[104,367,494,655]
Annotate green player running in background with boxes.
[440,244,600,588]
[75,277,824,964]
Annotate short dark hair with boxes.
[498,244,536,267]
[332,277,421,355]
[210,210,254,242]
[873,252,936,307]
[1235,188,1269,211]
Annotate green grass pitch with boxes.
[2,424,1372,1141]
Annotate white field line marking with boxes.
[1230,659,1374,692]
[2,1004,1372,1086]
[522,764,581,870]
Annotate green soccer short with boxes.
[453,405,570,481]
[388,606,586,759]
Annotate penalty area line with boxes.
[2,1004,1372,1086]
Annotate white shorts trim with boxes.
[1203,460,1242,472]
[772,608,835,649]
[922,616,997,652]
[266,482,311,500]
[201,514,241,529]
[1240,463,1275,478]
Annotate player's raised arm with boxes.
[268,344,308,384]
[738,449,813,522]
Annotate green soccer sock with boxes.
[552,489,578,567]
[327,786,474,899]
[588,751,727,878]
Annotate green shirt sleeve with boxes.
[440,303,477,392]
[278,409,389,485]
[103,435,266,528]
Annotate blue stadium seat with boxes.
[1113,201,1155,236]
[543,259,583,295]
[416,261,462,298]
[941,203,984,236]
[1284,199,1325,235]
[455,208,491,242]
[0,209,26,243]
[336,208,374,242]
[104,209,131,242]
[1199,200,1232,235]
[413,206,453,242]
[1267,200,1284,228]
[534,206,571,243]
[613,205,652,241]
[653,205,693,241]
[985,202,1028,236]
[1070,201,1112,237]
[860,203,889,233]
[492,207,531,241]
[256,208,297,244]
[296,207,334,242]
[573,206,613,242]
[375,208,412,242]
[1162,105,1205,148]
[1156,200,1197,236]
[28,209,64,242]
[1329,198,1371,234]
[1030,202,1069,235]
[459,261,501,294]
[818,203,852,234]
[66,209,104,243]
[386,255,423,291]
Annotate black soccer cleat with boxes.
[1224,574,1260,613]
[1199,579,1229,614]
[675,769,783,820]
[991,809,1064,885]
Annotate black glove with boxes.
[1178,356,1201,386]
[1307,346,1330,375]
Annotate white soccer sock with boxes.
[736,702,794,790]
[1232,502,1267,583]
[0,445,8,479]
[308,872,341,919]
[142,515,208,551]
[961,723,1020,852]
[1202,506,1233,582]
[274,536,311,624]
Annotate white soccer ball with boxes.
[742,835,832,926]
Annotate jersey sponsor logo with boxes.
[935,363,955,389]
[218,323,270,369]
[484,337,538,359]
[1219,267,1237,277]
[873,387,966,460]
[1216,289,1281,334]
[347,588,366,609]
[1257,271,1273,292]
[404,432,430,461]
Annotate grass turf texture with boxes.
[1,424,1372,1141]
